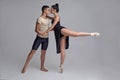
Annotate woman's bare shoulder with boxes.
[54,15,60,21]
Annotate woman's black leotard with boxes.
[52,20,69,53]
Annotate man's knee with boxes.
[41,50,46,54]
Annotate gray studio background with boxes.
[0,0,120,80]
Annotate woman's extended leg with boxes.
[61,28,100,37]
[59,36,66,73]
[21,50,36,73]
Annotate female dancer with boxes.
[46,3,100,73]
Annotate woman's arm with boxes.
[47,16,54,19]
[46,16,60,33]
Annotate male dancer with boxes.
[21,5,50,73]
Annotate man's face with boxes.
[44,8,50,15]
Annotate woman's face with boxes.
[50,7,55,14]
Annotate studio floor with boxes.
[0,52,120,80]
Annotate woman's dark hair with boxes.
[42,5,49,12]
[52,3,59,12]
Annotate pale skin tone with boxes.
[21,8,50,73]
[46,7,99,73]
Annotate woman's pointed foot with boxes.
[91,32,100,36]
[59,65,64,73]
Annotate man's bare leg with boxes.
[40,50,48,72]
[21,50,36,73]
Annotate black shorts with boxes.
[32,36,49,50]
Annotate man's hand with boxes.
[41,31,47,36]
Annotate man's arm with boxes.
[35,21,44,35]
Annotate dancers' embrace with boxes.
[21,3,100,74]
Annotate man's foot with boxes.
[91,32,100,36]
[21,67,26,73]
[40,67,48,72]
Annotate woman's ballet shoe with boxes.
[59,65,64,73]
[91,32,100,36]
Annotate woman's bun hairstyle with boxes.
[55,3,59,8]
[52,3,59,12]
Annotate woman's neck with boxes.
[54,12,58,17]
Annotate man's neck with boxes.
[41,13,47,19]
